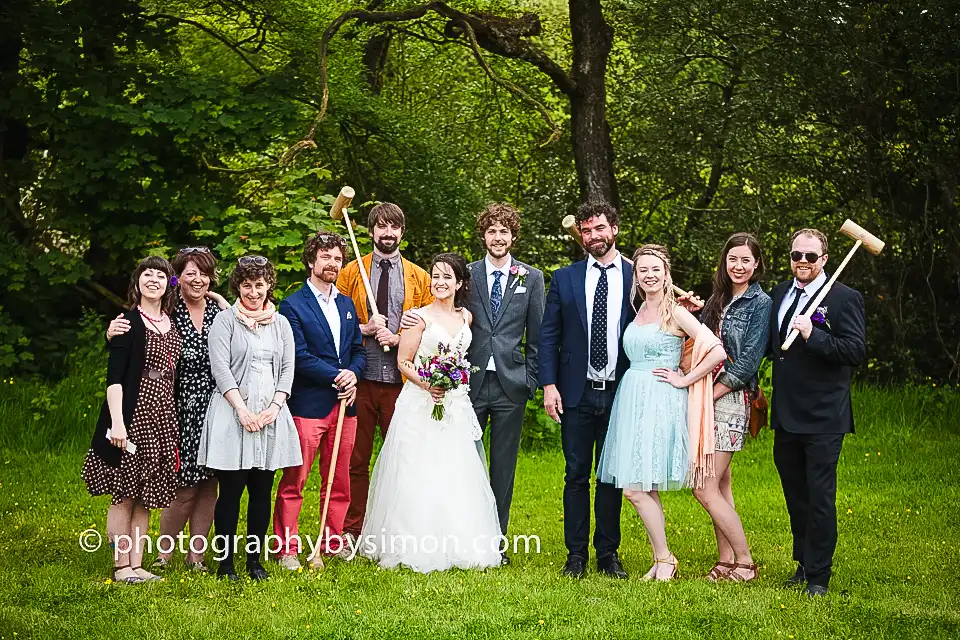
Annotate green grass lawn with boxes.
[1,385,959,639]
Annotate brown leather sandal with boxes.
[706,561,736,582]
[721,562,759,582]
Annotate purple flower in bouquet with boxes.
[416,345,479,421]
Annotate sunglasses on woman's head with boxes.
[316,234,347,247]
[238,255,269,266]
[790,251,823,263]
[178,246,211,255]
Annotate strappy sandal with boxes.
[131,566,163,582]
[721,562,759,583]
[150,556,171,570]
[655,555,679,582]
[111,564,145,584]
[185,560,209,573]
[706,561,736,582]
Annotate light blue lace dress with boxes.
[597,322,689,492]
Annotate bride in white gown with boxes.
[360,253,503,573]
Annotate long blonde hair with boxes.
[631,244,678,329]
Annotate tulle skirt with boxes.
[359,383,503,573]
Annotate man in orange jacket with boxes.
[336,202,433,547]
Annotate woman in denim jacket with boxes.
[695,232,772,582]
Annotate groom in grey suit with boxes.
[468,203,545,563]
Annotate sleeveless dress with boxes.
[82,328,183,508]
[596,322,689,492]
[360,309,503,573]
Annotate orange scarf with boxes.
[684,325,723,489]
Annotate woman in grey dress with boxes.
[198,255,302,581]
[695,233,772,583]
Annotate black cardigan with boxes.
[90,309,147,467]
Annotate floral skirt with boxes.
[714,388,748,453]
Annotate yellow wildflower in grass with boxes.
[355,609,362,615]
[539,619,545,625]
[104,579,113,585]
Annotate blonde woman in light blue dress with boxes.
[597,245,726,581]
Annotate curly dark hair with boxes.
[228,256,277,300]
[476,202,521,238]
[126,255,177,313]
[430,253,471,310]
[171,246,219,284]
[574,200,620,229]
[302,231,349,272]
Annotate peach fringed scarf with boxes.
[234,300,276,330]
[681,324,723,489]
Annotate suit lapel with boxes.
[335,294,352,361]
[573,260,588,336]
[302,285,336,349]
[473,261,492,325]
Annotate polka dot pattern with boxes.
[590,263,614,371]
[82,328,182,509]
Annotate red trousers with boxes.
[273,407,357,555]
[342,380,403,536]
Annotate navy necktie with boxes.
[590,263,615,371]
[779,286,804,344]
[491,270,503,318]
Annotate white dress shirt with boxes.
[777,269,828,332]
[585,252,623,381]
[485,254,512,371]
[307,278,341,357]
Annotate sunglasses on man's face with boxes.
[238,255,269,266]
[790,251,823,263]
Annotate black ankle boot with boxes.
[247,559,270,581]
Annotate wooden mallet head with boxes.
[562,215,583,247]
[329,186,355,221]
[839,219,885,255]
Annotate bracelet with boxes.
[269,401,282,410]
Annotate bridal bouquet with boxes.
[416,343,478,421]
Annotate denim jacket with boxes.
[712,281,772,391]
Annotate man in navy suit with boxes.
[539,201,633,579]
[272,231,366,570]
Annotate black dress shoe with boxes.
[561,556,586,578]
[217,563,239,581]
[783,564,806,587]
[804,584,828,598]
[500,552,511,566]
[597,553,628,579]
[247,561,270,582]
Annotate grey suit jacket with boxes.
[467,258,545,405]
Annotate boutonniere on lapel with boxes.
[509,264,529,289]
[346,311,353,320]
[810,306,830,329]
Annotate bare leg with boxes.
[693,451,753,575]
[185,478,218,564]
[623,488,675,580]
[129,502,156,579]
[157,486,197,562]
[106,499,135,578]
[715,458,736,563]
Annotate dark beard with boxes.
[320,268,339,283]
[375,238,398,254]
[586,238,612,258]
[486,241,512,257]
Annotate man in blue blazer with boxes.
[272,232,366,570]
[539,201,633,579]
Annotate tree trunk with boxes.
[568,0,618,209]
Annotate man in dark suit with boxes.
[272,231,366,570]
[467,203,545,565]
[769,228,866,597]
[539,201,633,579]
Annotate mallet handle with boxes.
[342,207,389,352]
[781,239,862,351]
[309,397,348,568]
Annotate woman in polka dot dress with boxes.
[106,247,229,572]
[83,256,182,584]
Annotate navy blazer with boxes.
[539,256,634,408]
[279,283,366,419]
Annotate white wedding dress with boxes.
[360,309,503,573]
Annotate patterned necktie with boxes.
[376,259,391,318]
[590,263,615,371]
[778,285,804,344]
[490,270,503,318]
